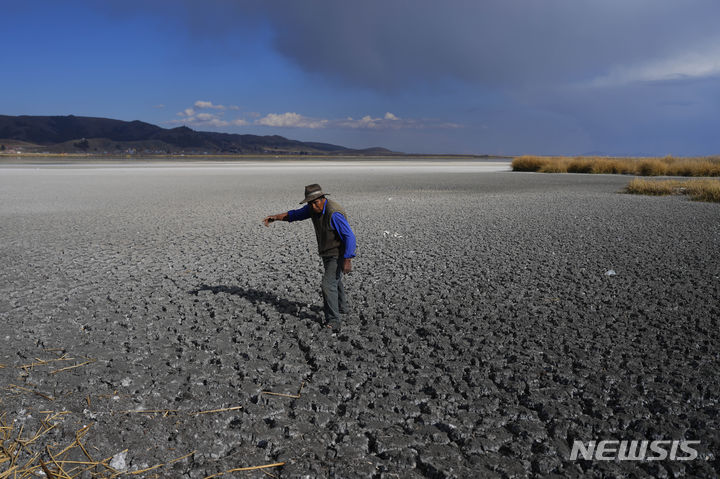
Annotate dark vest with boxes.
[311,199,347,257]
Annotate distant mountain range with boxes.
[0,114,396,155]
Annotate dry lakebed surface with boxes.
[0,159,718,478]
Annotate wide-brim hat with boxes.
[300,184,329,204]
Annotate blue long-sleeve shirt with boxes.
[287,202,357,259]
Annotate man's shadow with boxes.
[189,284,323,323]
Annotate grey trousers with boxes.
[321,255,348,322]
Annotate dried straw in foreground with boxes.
[203,462,286,479]
[0,411,195,478]
[261,382,305,399]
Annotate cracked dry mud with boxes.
[1,162,718,478]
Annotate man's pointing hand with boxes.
[263,212,288,227]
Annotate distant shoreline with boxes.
[0,157,513,173]
[0,152,510,158]
[0,154,512,165]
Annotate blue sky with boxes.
[2,0,720,155]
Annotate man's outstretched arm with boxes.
[263,204,311,226]
[263,212,288,226]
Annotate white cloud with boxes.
[205,118,230,127]
[339,115,382,129]
[173,105,460,131]
[335,112,460,130]
[255,112,397,130]
[168,113,231,128]
[252,111,462,130]
[172,102,250,128]
[194,100,226,110]
[256,112,329,129]
[590,42,720,87]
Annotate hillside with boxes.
[0,115,396,155]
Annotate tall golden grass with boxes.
[625,177,720,202]
[512,155,720,177]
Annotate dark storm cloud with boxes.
[71,0,720,153]
[263,0,720,90]
[251,0,720,154]
[87,0,720,91]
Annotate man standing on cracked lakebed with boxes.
[263,184,357,332]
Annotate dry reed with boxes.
[625,177,720,202]
[261,382,305,399]
[512,155,720,177]
[0,409,215,478]
[2,349,283,477]
[203,462,286,479]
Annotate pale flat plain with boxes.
[0,160,718,478]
